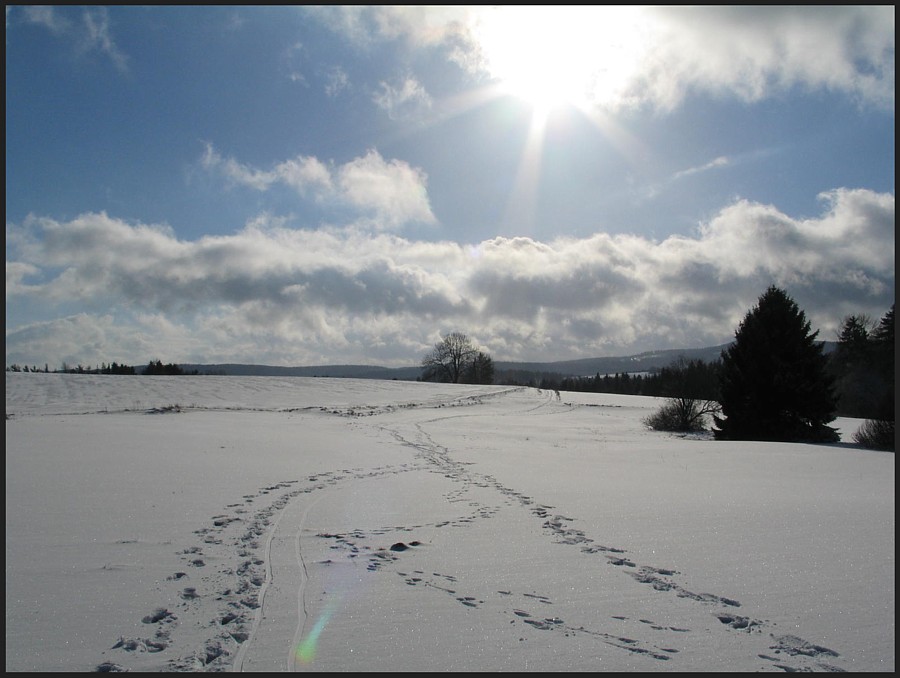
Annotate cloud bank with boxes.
[6,189,893,368]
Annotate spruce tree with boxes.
[870,304,895,423]
[830,314,880,418]
[714,286,839,442]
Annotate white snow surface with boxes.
[5,373,894,672]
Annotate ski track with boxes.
[93,387,847,673]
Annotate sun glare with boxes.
[462,7,653,240]
[473,6,647,116]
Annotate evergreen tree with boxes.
[872,304,894,347]
[836,314,872,349]
[839,304,894,451]
[714,286,839,442]
[866,304,894,446]
[830,314,881,418]
[871,305,894,409]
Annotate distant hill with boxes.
[181,344,735,381]
[181,341,838,382]
[494,344,733,378]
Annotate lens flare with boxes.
[295,599,337,664]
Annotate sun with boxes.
[472,6,647,116]
[457,7,652,238]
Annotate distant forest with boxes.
[532,358,720,401]
[6,360,197,376]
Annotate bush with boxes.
[644,397,720,433]
[852,419,895,451]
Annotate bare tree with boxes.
[421,332,481,383]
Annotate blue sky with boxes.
[6,6,895,368]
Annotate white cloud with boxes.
[81,8,128,73]
[673,156,729,181]
[372,76,433,121]
[275,157,333,194]
[6,189,893,366]
[324,66,350,97]
[694,189,895,284]
[337,150,437,228]
[5,262,40,295]
[639,155,731,200]
[22,6,71,34]
[632,6,895,110]
[312,6,894,112]
[202,145,436,230]
[16,6,129,73]
[281,41,309,86]
[201,143,332,195]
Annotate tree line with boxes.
[5,360,197,375]
[552,358,722,400]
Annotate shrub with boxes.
[644,397,720,433]
[853,419,895,451]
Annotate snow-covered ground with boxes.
[5,373,894,672]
